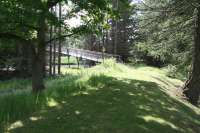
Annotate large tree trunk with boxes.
[32,53,45,92]
[31,10,47,92]
[183,8,200,106]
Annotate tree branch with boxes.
[46,32,78,44]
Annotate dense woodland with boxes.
[1,0,200,132]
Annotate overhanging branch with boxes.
[46,32,78,44]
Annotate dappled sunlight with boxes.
[140,115,179,130]
[1,0,200,131]
[6,74,200,132]
[71,91,90,96]
[47,98,59,107]
[61,101,67,104]
[138,105,152,111]
[127,92,135,96]
[29,116,43,121]
[112,88,121,92]
[1,62,200,133]
[75,110,81,115]
[165,107,179,112]
[8,120,24,131]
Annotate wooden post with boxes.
[102,28,105,63]
[67,49,70,68]
[102,46,105,63]
[68,55,70,68]
[76,57,80,68]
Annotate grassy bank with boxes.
[0,60,200,133]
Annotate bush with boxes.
[165,65,177,78]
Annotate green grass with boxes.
[0,60,200,133]
[0,79,31,90]
[60,56,77,64]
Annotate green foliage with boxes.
[0,40,16,69]
[59,56,77,64]
[0,0,117,42]
[0,0,120,82]
[163,64,188,81]
[165,65,178,78]
[134,0,194,69]
[0,79,30,90]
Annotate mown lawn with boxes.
[0,60,200,133]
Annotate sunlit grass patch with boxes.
[0,59,200,133]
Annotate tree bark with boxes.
[49,8,53,76]
[53,27,56,75]
[31,10,47,92]
[111,0,118,55]
[183,8,200,106]
[32,52,45,92]
[53,7,57,76]
[58,3,62,74]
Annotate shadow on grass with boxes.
[6,75,200,133]
[0,74,80,132]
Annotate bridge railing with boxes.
[68,48,121,58]
[46,47,122,62]
[64,48,121,62]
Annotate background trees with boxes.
[82,0,138,62]
[1,0,200,105]
[0,0,115,91]
[134,0,193,68]
[135,0,200,105]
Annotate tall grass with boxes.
[0,59,187,132]
[0,79,31,90]
[0,92,46,131]
[0,66,90,131]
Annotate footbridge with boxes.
[48,48,121,63]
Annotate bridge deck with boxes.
[48,48,121,62]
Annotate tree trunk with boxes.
[58,3,62,74]
[111,0,118,55]
[53,6,57,76]
[53,27,56,75]
[183,8,200,106]
[49,8,53,76]
[32,53,45,92]
[49,27,53,76]
[31,10,47,92]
